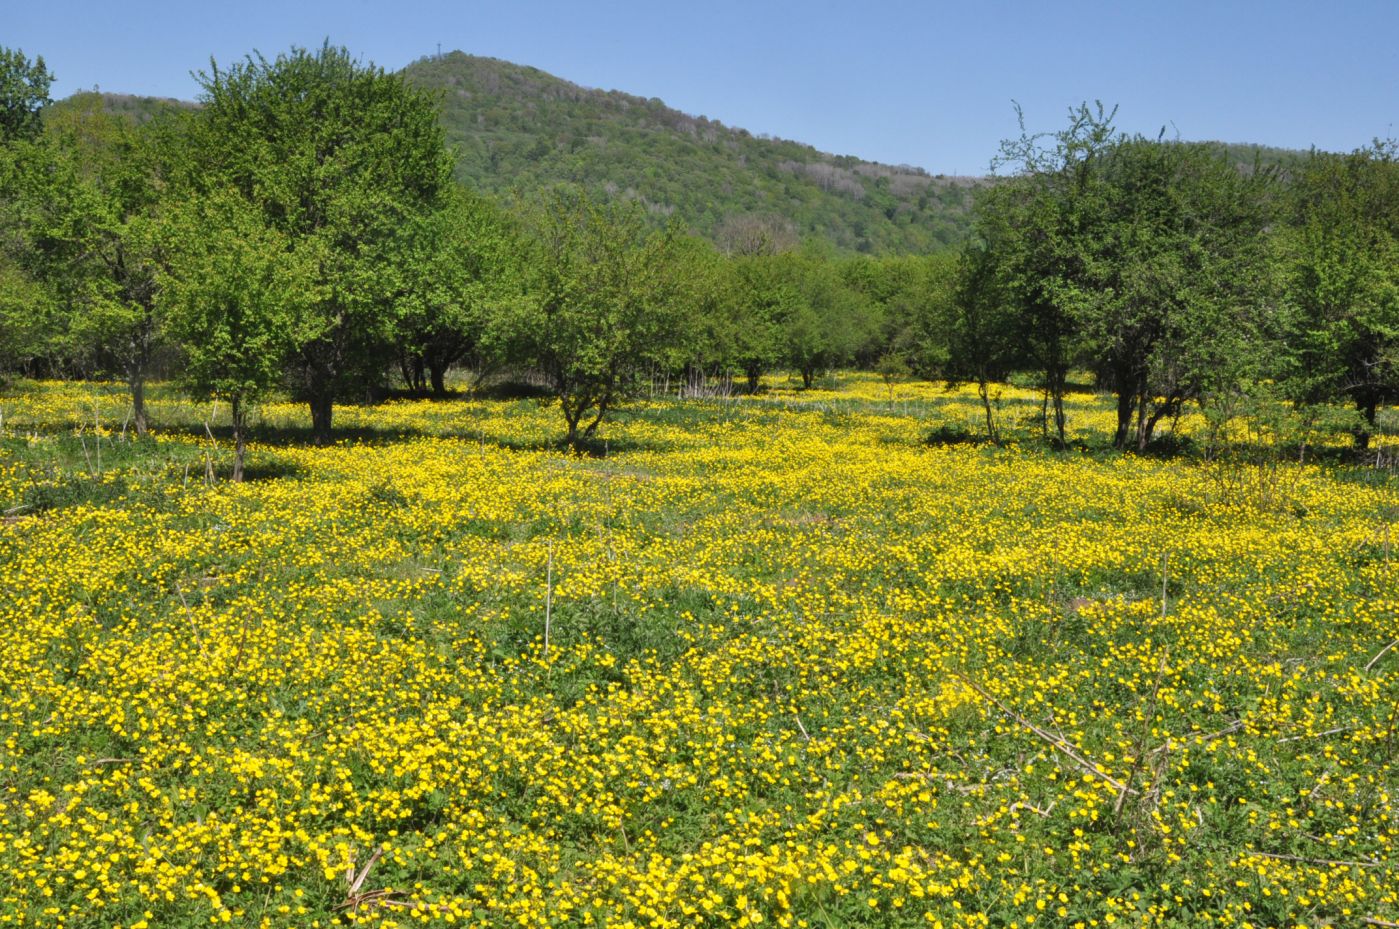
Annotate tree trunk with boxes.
[129,373,148,437]
[1354,395,1379,450]
[801,367,814,390]
[1045,364,1068,447]
[745,364,762,394]
[429,363,447,396]
[977,375,999,445]
[231,397,246,483]
[309,394,334,446]
[1113,389,1135,450]
[412,355,427,394]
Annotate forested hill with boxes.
[401,52,982,254]
[47,56,1315,256]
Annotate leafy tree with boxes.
[42,94,185,433]
[187,43,454,443]
[659,234,736,393]
[509,189,679,449]
[1075,138,1281,449]
[393,188,525,395]
[782,252,874,389]
[0,46,52,142]
[976,102,1121,445]
[1284,142,1399,448]
[947,243,1027,443]
[728,252,798,392]
[160,190,310,480]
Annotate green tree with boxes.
[160,190,310,480]
[1075,138,1281,450]
[393,188,525,395]
[782,251,874,389]
[0,46,52,142]
[1284,142,1399,448]
[976,102,1120,445]
[729,252,798,392]
[188,42,454,443]
[42,94,185,433]
[947,242,1027,444]
[509,189,679,450]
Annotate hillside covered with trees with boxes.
[402,52,982,253]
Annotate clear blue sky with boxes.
[8,0,1398,175]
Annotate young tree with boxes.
[947,242,1026,443]
[510,189,679,450]
[728,252,797,392]
[975,102,1120,445]
[187,43,454,443]
[781,252,874,389]
[43,95,185,434]
[160,190,309,480]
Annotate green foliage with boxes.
[1073,138,1282,450]
[0,46,52,142]
[187,42,455,442]
[393,188,528,394]
[508,189,683,448]
[403,52,979,254]
[160,189,311,478]
[965,104,1283,449]
[1283,141,1399,448]
[40,93,188,432]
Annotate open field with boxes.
[1,375,1396,928]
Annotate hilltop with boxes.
[402,52,981,253]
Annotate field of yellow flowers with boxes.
[0,376,1396,929]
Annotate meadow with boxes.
[0,375,1396,929]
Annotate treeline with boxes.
[951,104,1399,452]
[0,44,955,476]
[2,46,1397,477]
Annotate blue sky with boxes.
[8,0,1397,175]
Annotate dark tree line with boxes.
[3,45,1398,473]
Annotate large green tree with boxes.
[1285,142,1399,448]
[974,103,1121,446]
[392,188,525,395]
[1075,138,1281,450]
[41,94,185,433]
[187,42,454,443]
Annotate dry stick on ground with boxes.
[543,540,554,662]
[951,671,1137,796]
[1246,849,1382,869]
[1362,918,1399,928]
[336,846,385,912]
[1278,725,1353,744]
[1366,639,1398,674]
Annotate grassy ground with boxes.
[0,375,1396,928]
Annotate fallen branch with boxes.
[1245,849,1381,869]
[951,671,1137,796]
[1278,725,1352,744]
[1366,639,1398,674]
